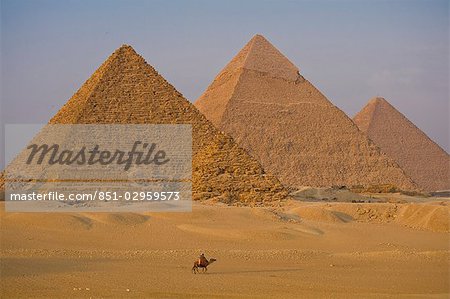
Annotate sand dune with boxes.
[285,201,449,233]
[288,205,353,223]
[85,213,151,225]
[397,204,449,232]
[2,213,95,230]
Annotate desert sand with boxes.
[1,193,449,298]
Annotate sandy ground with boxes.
[1,195,449,298]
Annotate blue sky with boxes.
[1,0,449,167]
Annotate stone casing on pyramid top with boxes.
[195,34,418,191]
[354,97,449,192]
[1,45,290,205]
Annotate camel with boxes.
[192,258,216,274]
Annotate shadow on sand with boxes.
[205,268,303,275]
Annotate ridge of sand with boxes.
[286,201,449,233]
[354,97,450,191]
[195,35,417,191]
[1,45,289,205]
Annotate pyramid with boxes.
[354,97,450,191]
[195,34,418,191]
[1,45,289,205]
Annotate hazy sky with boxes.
[1,0,449,168]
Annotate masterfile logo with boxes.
[4,124,192,212]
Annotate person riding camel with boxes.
[198,253,208,266]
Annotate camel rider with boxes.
[198,253,208,266]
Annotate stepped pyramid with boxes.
[354,97,449,191]
[1,45,289,205]
[195,34,417,190]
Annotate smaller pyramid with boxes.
[354,97,450,191]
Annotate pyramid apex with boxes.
[241,34,299,81]
[114,44,138,55]
[251,34,267,41]
[367,97,396,111]
[369,96,388,104]
[120,43,133,49]
[102,44,148,68]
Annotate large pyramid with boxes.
[195,34,417,190]
[354,97,449,191]
[1,45,289,205]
